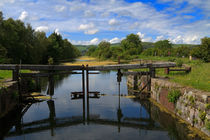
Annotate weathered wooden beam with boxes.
[87,62,176,71]
[20,72,82,77]
[122,71,150,76]
[0,64,83,71]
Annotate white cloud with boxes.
[55,28,60,35]
[142,37,153,42]
[55,5,66,12]
[90,38,99,45]
[35,26,49,32]
[78,23,95,30]
[84,10,95,17]
[109,37,121,44]
[70,38,99,45]
[155,35,165,42]
[108,18,119,26]
[137,32,144,39]
[84,29,99,35]
[0,0,15,6]
[18,11,28,21]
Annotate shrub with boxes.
[205,104,210,110]
[199,111,206,122]
[176,59,183,67]
[205,120,210,130]
[167,89,181,104]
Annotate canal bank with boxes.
[127,75,210,139]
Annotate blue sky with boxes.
[0,0,210,45]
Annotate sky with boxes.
[0,0,210,45]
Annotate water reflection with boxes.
[0,70,204,140]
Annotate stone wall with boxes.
[127,75,210,136]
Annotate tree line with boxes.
[0,11,80,64]
[86,33,210,62]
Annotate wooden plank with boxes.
[87,62,176,71]
[20,72,82,77]
[122,71,150,75]
[0,64,83,71]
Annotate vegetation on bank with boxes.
[86,33,210,63]
[0,11,80,64]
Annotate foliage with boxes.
[121,33,143,55]
[154,40,172,56]
[48,57,54,65]
[205,120,210,130]
[199,111,206,122]
[174,46,191,57]
[175,59,183,67]
[167,89,181,104]
[0,11,80,64]
[205,104,210,110]
[191,37,210,62]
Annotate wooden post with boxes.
[12,65,19,81]
[164,68,169,74]
[82,65,85,123]
[149,65,155,78]
[86,65,89,124]
[118,56,120,64]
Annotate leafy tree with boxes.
[174,46,191,57]
[154,40,172,56]
[191,37,210,62]
[121,33,143,55]
[98,41,112,59]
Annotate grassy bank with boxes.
[0,70,31,81]
[156,62,210,92]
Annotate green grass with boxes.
[0,70,32,80]
[156,62,210,92]
[131,56,210,92]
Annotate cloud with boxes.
[79,23,98,35]
[84,29,99,35]
[108,18,119,26]
[55,5,66,12]
[84,10,95,17]
[137,32,144,39]
[55,28,60,35]
[70,38,99,45]
[1,0,209,44]
[155,35,165,42]
[0,0,15,6]
[109,37,121,44]
[78,23,95,30]
[35,26,49,32]
[18,11,28,21]
[90,38,99,45]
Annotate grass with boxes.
[0,70,32,81]
[156,62,210,92]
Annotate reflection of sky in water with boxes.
[5,71,171,140]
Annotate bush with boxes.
[199,111,206,122]
[167,89,181,104]
[176,59,183,67]
[205,120,210,130]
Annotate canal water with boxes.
[2,70,202,140]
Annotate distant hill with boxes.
[74,42,198,54]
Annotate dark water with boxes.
[1,71,201,140]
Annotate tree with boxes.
[154,40,172,56]
[120,33,143,55]
[191,37,210,62]
[98,41,112,59]
[174,46,191,57]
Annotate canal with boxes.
[1,70,204,140]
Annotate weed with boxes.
[199,111,206,122]
[167,89,181,104]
